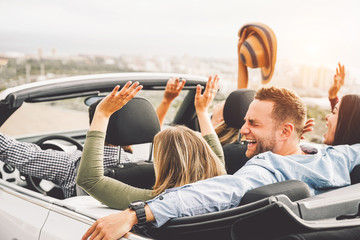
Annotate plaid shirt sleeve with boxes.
[0,133,82,198]
[0,134,133,198]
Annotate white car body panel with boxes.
[0,186,50,239]
[0,179,149,239]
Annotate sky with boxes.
[1,0,360,69]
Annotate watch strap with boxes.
[129,201,146,225]
[135,207,146,224]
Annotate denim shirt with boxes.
[147,143,360,227]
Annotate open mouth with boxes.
[240,138,257,146]
[246,140,257,147]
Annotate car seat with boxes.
[102,97,160,189]
[351,165,360,185]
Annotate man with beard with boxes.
[240,87,306,159]
[82,86,360,240]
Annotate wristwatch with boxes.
[128,200,146,225]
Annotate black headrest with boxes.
[106,97,160,146]
[223,89,256,129]
[240,180,311,205]
[351,165,360,185]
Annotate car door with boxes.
[39,208,92,240]
[0,179,51,240]
[39,197,152,240]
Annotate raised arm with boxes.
[195,75,220,137]
[195,75,224,164]
[156,77,186,126]
[77,82,155,209]
[328,62,345,110]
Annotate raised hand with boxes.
[163,77,186,103]
[195,75,221,137]
[300,118,315,140]
[90,82,143,132]
[328,63,345,99]
[195,75,220,113]
[156,77,186,126]
[96,81,143,118]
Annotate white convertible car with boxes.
[1,73,360,240]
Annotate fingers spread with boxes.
[118,82,139,98]
[128,84,143,100]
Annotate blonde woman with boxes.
[76,76,226,210]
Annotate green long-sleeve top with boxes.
[76,130,225,210]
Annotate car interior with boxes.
[0,83,201,199]
[2,81,360,240]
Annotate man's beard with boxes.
[246,134,276,159]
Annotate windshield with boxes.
[0,89,190,137]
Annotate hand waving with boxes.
[163,77,186,102]
[328,63,345,99]
[195,75,220,113]
[96,81,143,118]
[300,118,315,140]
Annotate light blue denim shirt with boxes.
[147,144,360,227]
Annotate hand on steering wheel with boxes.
[25,135,83,198]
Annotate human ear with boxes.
[280,123,294,139]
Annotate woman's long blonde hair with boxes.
[152,125,226,195]
[215,121,240,146]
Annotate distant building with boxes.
[0,58,8,66]
[52,48,56,58]
[38,48,43,59]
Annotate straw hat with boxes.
[238,23,277,85]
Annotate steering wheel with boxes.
[0,162,27,186]
[25,135,83,198]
